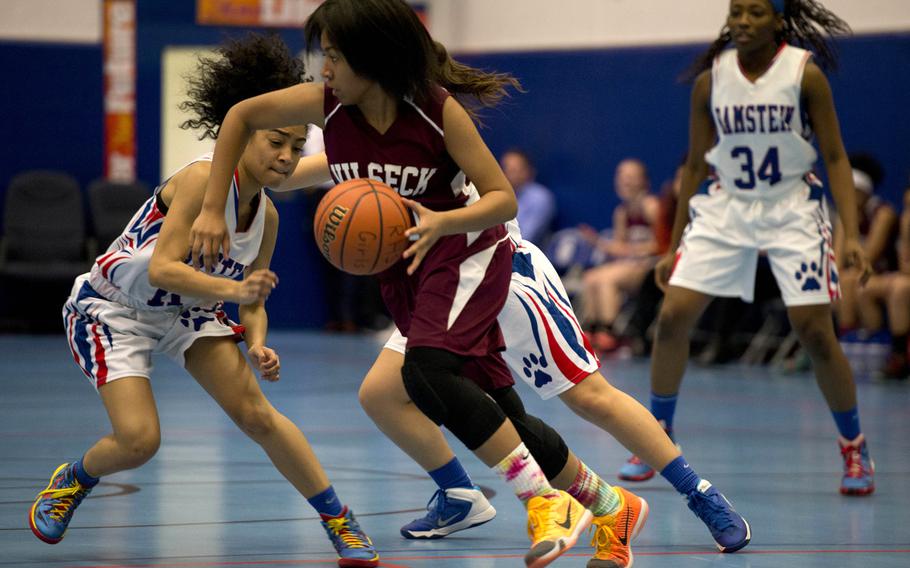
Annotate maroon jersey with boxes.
[321,84,513,388]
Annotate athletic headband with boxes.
[770,0,785,13]
[853,169,874,194]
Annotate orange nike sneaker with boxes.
[587,487,649,568]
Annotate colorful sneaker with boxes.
[400,486,496,539]
[524,490,593,568]
[29,463,92,544]
[320,506,380,567]
[839,434,875,496]
[619,426,676,482]
[618,455,654,482]
[686,479,750,553]
[587,487,649,568]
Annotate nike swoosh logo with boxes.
[436,513,462,527]
[521,452,530,460]
[618,504,631,546]
[556,502,573,529]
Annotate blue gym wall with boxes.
[2,3,908,328]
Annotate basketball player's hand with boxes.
[654,252,676,292]
[248,345,280,381]
[190,210,231,273]
[234,270,279,304]
[843,238,872,285]
[401,198,446,275]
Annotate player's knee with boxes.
[403,347,507,450]
[401,347,463,424]
[231,399,277,440]
[491,387,568,479]
[656,300,694,337]
[793,317,836,357]
[358,370,402,418]
[118,428,160,468]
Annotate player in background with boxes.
[28,34,379,567]
[188,2,596,565]
[619,0,875,496]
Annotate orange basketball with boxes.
[313,178,413,275]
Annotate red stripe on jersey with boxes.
[521,290,589,383]
[91,324,109,387]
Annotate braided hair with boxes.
[685,0,851,81]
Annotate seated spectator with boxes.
[623,164,682,355]
[580,158,659,352]
[858,185,910,379]
[836,153,899,333]
[500,148,556,245]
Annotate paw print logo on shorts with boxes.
[522,353,553,388]
[795,261,823,292]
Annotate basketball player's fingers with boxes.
[222,235,231,261]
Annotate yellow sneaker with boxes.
[587,487,649,568]
[524,490,593,568]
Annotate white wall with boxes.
[429,0,910,52]
[0,0,101,43]
[2,1,907,48]
[161,46,218,177]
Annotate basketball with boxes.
[313,178,413,275]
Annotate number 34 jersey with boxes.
[705,44,817,200]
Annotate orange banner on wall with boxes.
[103,0,136,181]
[197,0,322,27]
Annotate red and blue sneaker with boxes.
[686,479,751,553]
[619,424,677,482]
[320,506,379,567]
[400,486,496,539]
[839,434,875,495]
[29,463,93,544]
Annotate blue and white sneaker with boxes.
[29,463,92,544]
[686,479,751,553]
[839,434,875,495]
[400,486,496,539]
[320,506,379,567]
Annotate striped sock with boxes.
[566,458,620,516]
[492,442,559,504]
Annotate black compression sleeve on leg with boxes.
[490,386,570,479]
[402,347,507,451]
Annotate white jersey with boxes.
[88,153,267,310]
[705,44,817,200]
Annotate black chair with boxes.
[88,178,151,251]
[0,170,93,331]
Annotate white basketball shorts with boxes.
[63,274,244,390]
[670,181,840,306]
[385,240,599,399]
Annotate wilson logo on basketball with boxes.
[319,204,349,258]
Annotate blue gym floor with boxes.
[1,331,908,567]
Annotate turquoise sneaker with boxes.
[29,463,92,544]
[320,506,379,567]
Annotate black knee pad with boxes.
[403,347,506,450]
[491,387,570,479]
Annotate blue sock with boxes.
[72,457,99,488]
[650,392,678,432]
[428,457,474,490]
[660,456,700,496]
[832,407,861,441]
[308,485,344,517]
